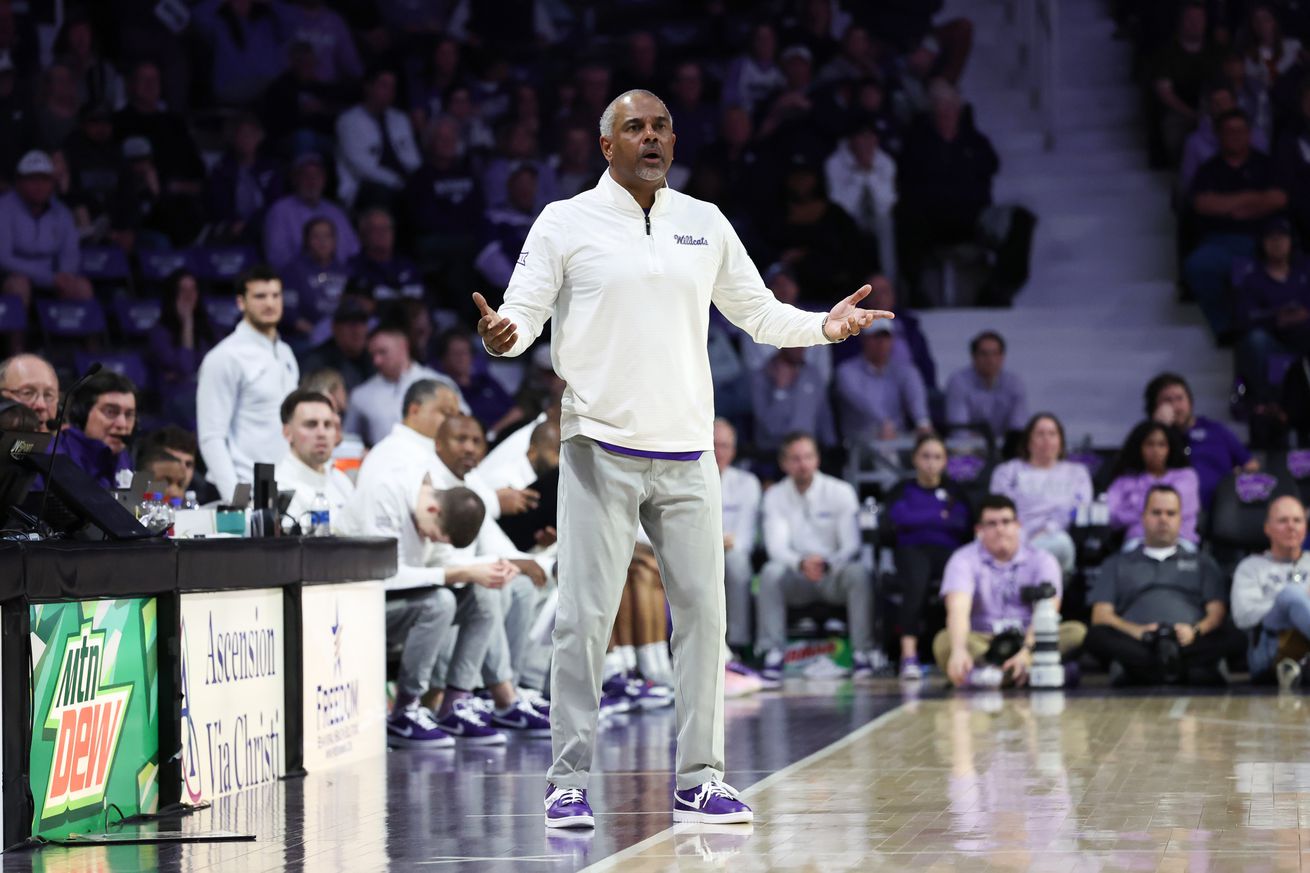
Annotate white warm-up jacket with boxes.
[493,170,833,453]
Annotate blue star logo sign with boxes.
[331,602,344,677]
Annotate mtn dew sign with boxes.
[29,599,159,839]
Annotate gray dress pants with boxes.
[386,585,496,701]
[547,437,726,791]
[433,573,538,689]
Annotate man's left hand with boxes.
[1001,649,1032,686]
[822,284,894,341]
[1173,623,1197,647]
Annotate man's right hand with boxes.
[473,292,518,355]
[799,555,827,583]
[947,649,974,687]
[498,487,540,516]
[1132,622,1159,642]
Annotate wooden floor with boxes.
[9,687,1310,872]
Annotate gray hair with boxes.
[599,89,673,138]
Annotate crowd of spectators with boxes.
[0,0,1306,710]
[1129,0,1310,446]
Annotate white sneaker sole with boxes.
[673,808,754,824]
[497,725,552,738]
[449,731,507,746]
[544,813,595,829]
[636,696,674,710]
[386,734,455,750]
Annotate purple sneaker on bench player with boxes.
[673,779,753,824]
[490,697,552,737]
[544,784,595,829]
[433,699,507,745]
[386,705,455,749]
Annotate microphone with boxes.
[37,362,103,533]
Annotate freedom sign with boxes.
[29,599,159,839]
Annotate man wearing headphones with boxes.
[54,371,138,490]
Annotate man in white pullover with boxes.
[274,389,354,528]
[354,379,460,493]
[714,418,761,658]
[197,265,300,502]
[1231,496,1310,686]
[474,88,892,829]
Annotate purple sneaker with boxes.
[433,699,507,745]
[544,784,595,829]
[622,674,674,711]
[387,705,455,749]
[490,697,552,738]
[673,779,753,824]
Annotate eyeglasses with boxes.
[94,403,136,424]
[4,386,57,406]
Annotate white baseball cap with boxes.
[16,150,54,177]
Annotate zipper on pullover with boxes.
[644,212,663,274]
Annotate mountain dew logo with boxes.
[41,622,133,821]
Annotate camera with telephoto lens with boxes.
[1140,624,1182,682]
[1021,582,1064,688]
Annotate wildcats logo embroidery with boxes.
[42,623,133,821]
[673,234,708,246]
[516,250,529,266]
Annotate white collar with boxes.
[389,422,433,448]
[597,167,670,217]
[1143,544,1178,562]
[281,451,327,483]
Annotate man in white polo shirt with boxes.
[274,389,354,528]
[474,88,891,829]
[714,418,761,659]
[197,265,300,502]
[756,432,874,681]
[354,379,461,493]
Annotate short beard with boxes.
[635,164,666,182]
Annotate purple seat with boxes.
[77,350,149,391]
[190,245,259,285]
[79,245,131,282]
[35,299,107,338]
[204,296,241,333]
[0,295,29,332]
[139,250,194,283]
[113,298,162,338]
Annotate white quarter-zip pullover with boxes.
[196,320,300,502]
[494,170,831,453]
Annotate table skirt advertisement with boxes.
[28,598,159,840]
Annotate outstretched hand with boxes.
[473,292,519,355]
[822,284,894,341]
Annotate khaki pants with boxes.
[933,622,1087,672]
[548,437,726,792]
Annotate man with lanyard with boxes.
[474,88,891,828]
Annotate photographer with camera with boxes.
[933,495,1087,688]
[1086,484,1245,685]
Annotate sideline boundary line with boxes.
[577,702,911,872]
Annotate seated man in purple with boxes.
[933,494,1087,688]
[1146,371,1257,508]
[347,207,423,302]
[55,371,136,490]
[1233,218,1310,405]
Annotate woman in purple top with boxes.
[1146,372,1257,508]
[148,269,215,429]
[885,434,973,681]
[1106,420,1201,547]
[989,413,1093,574]
[280,217,349,350]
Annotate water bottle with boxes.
[183,490,198,510]
[309,492,331,537]
[1091,493,1110,527]
[136,492,155,527]
[858,496,880,532]
[152,493,170,534]
[166,497,182,537]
